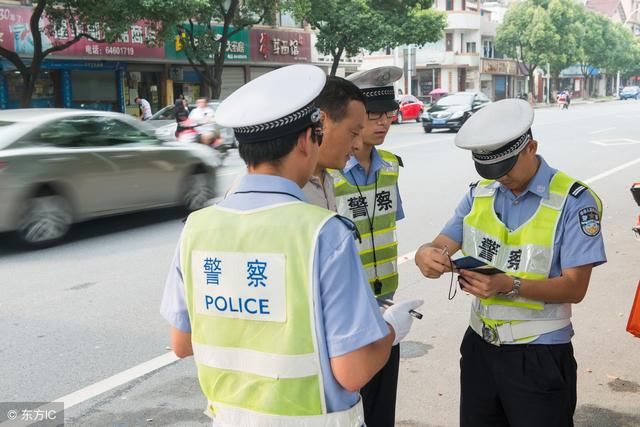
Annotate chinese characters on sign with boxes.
[348,196,369,219]
[251,29,310,63]
[478,237,500,262]
[506,249,522,270]
[0,6,165,59]
[376,190,393,211]
[203,257,222,285]
[247,259,268,287]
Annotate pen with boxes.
[378,298,423,319]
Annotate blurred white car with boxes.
[0,109,219,247]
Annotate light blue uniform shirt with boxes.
[441,156,607,344]
[160,174,389,413]
[342,147,405,221]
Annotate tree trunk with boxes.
[330,46,344,77]
[528,71,535,100]
[20,72,35,108]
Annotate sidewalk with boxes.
[533,96,617,108]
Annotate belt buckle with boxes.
[482,324,501,346]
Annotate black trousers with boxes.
[361,344,400,427]
[460,327,577,427]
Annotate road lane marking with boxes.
[590,127,615,134]
[59,155,640,408]
[54,352,179,409]
[591,138,640,146]
[584,156,640,184]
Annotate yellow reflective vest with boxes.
[463,171,602,343]
[180,201,364,426]
[328,149,400,297]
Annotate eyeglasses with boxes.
[367,110,398,120]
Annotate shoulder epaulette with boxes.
[569,182,587,198]
[396,155,404,167]
[335,214,361,243]
[469,181,479,189]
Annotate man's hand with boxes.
[415,245,453,279]
[457,270,512,298]
[383,299,424,345]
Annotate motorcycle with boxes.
[176,120,236,164]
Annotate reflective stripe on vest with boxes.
[181,201,334,419]
[462,172,601,333]
[327,149,400,297]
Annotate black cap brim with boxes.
[474,155,518,179]
[366,98,399,112]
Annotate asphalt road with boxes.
[2,100,640,426]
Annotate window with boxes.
[466,42,477,53]
[462,0,466,10]
[483,40,494,58]
[446,0,454,10]
[92,118,157,146]
[446,33,453,52]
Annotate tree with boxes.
[284,0,446,76]
[496,0,560,97]
[0,0,157,107]
[573,9,613,97]
[546,0,583,92]
[155,0,278,99]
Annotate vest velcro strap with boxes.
[470,311,571,345]
[209,398,365,427]
[193,342,320,379]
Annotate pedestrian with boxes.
[327,66,406,427]
[189,97,218,146]
[414,98,606,427]
[303,76,367,210]
[135,96,152,121]
[160,64,423,426]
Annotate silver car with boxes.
[0,109,219,247]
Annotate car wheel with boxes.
[16,191,72,247]
[423,126,432,133]
[396,112,403,124]
[183,169,215,212]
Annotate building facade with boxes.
[359,0,526,101]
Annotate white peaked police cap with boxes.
[215,64,327,144]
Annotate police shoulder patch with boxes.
[396,155,404,167]
[578,206,601,237]
[469,181,479,189]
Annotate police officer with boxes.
[327,66,406,427]
[303,76,366,209]
[414,99,606,427]
[160,64,423,426]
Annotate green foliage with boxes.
[497,0,640,79]
[284,0,445,74]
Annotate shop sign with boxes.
[165,24,249,61]
[481,59,518,75]
[250,29,310,63]
[0,6,164,59]
[0,59,125,71]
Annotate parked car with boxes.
[393,94,424,124]
[148,101,236,146]
[619,86,640,100]
[421,92,491,133]
[0,109,219,247]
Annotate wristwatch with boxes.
[504,277,522,297]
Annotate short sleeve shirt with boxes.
[160,174,389,412]
[302,171,337,211]
[441,156,607,344]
